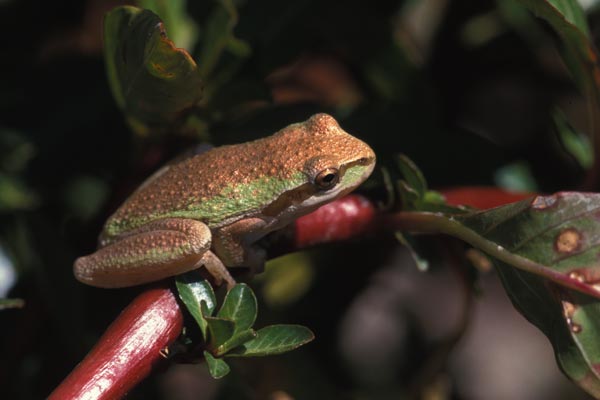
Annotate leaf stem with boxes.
[387,211,600,299]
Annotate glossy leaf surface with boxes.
[176,272,216,339]
[227,325,314,357]
[455,192,600,396]
[217,283,257,334]
[204,351,230,379]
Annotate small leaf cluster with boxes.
[392,154,460,214]
[389,155,466,271]
[176,272,314,379]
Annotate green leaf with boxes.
[518,0,593,90]
[103,6,203,136]
[205,316,235,349]
[197,0,250,79]
[394,154,464,214]
[0,298,24,310]
[176,272,216,340]
[397,193,600,396]
[451,193,600,396]
[138,0,199,51]
[217,283,257,333]
[554,108,594,169]
[215,329,257,357]
[204,351,230,379]
[396,154,427,198]
[517,1,600,166]
[226,325,314,357]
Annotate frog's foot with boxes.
[212,217,269,277]
[198,250,236,290]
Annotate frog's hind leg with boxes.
[74,218,235,289]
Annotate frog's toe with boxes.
[199,250,236,289]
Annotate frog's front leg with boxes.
[74,218,235,288]
[212,217,269,274]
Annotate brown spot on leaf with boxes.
[568,271,585,283]
[531,194,558,210]
[561,295,583,334]
[555,228,582,254]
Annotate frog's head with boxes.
[263,113,376,219]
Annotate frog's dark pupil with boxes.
[323,174,335,183]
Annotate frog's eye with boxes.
[315,168,340,190]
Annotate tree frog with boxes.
[74,114,376,288]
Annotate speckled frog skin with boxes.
[74,114,376,288]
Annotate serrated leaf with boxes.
[103,6,203,136]
[205,316,235,350]
[176,272,216,339]
[450,192,600,396]
[217,283,257,333]
[226,325,314,357]
[204,351,230,379]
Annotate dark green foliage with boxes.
[176,273,314,378]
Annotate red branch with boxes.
[50,188,524,399]
[49,286,183,400]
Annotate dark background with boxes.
[0,0,597,398]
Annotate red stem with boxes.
[49,286,183,400]
[50,188,524,399]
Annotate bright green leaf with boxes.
[215,329,257,357]
[226,325,314,357]
[205,316,235,350]
[204,351,230,379]
[217,283,257,333]
[103,6,203,136]
[176,273,216,340]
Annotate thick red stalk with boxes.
[50,188,523,399]
[49,286,183,400]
